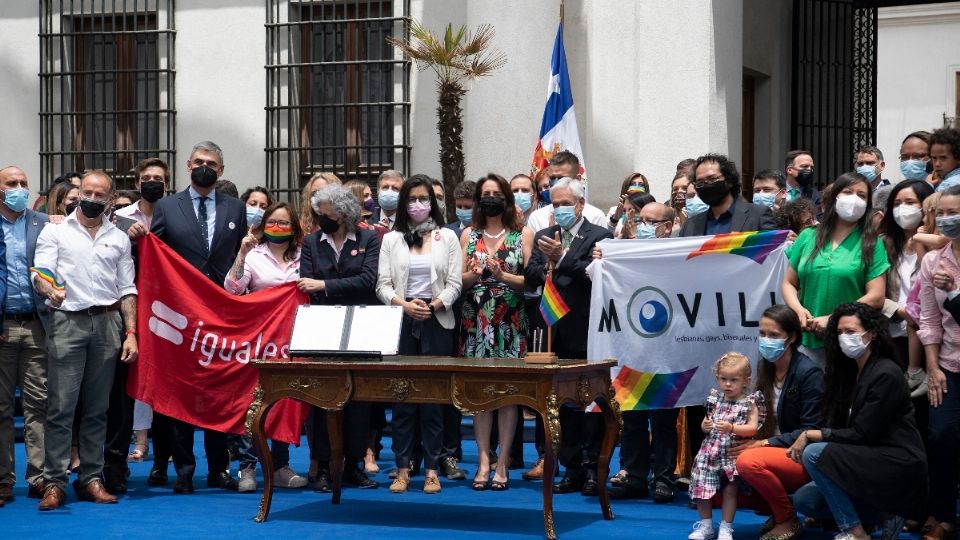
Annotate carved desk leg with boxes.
[540,390,562,540]
[328,409,344,505]
[595,385,622,521]
[250,385,277,523]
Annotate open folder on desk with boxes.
[288,304,403,359]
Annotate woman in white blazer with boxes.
[376,175,462,495]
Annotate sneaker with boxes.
[439,457,467,481]
[717,522,734,540]
[688,520,716,540]
[907,370,928,399]
[422,476,441,494]
[833,533,857,540]
[238,468,257,493]
[273,466,308,489]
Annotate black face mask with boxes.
[795,169,814,187]
[695,181,729,207]
[65,201,79,215]
[191,166,218,188]
[79,198,107,219]
[317,213,340,234]
[140,181,165,202]
[479,196,506,217]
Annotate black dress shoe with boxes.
[147,464,169,486]
[652,480,675,503]
[313,470,332,493]
[553,470,585,494]
[173,475,194,494]
[581,469,599,496]
[104,467,130,494]
[207,471,239,490]
[342,466,378,489]
[439,457,467,481]
[609,484,649,500]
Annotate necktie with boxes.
[198,196,209,250]
[788,187,800,201]
[562,230,573,249]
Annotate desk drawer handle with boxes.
[482,384,518,397]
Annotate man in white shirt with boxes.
[526,152,606,233]
[33,170,138,510]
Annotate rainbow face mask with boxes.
[263,224,293,244]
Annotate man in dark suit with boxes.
[149,141,247,493]
[677,153,776,502]
[365,170,404,229]
[0,166,45,503]
[784,149,822,218]
[525,177,613,496]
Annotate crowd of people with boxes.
[0,127,958,540]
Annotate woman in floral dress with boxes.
[459,173,534,491]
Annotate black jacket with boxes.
[766,350,823,448]
[525,221,612,355]
[679,199,777,237]
[818,356,927,519]
[150,189,246,287]
[300,228,380,306]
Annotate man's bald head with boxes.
[0,166,29,191]
[639,202,675,223]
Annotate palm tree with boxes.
[388,21,506,220]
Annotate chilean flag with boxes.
[531,23,585,178]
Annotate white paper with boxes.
[289,305,347,352]
[346,305,403,355]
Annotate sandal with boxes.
[610,470,627,485]
[490,477,509,491]
[472,471,490,491]
[128,443,149,462]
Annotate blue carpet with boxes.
[4,434,860,539]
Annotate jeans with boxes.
[927,367,960,523]
[797,442,876,531]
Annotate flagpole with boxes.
[560,0,564,26]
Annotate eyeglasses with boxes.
[191,158,220,168]
[639,219,669,227]
[900,153,929,161]
[408,196,431,205]
[693,176,725,189]
[265,219,292,227]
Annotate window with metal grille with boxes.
[266,0,410,200]
[39,0,176,191]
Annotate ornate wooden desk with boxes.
[247,356,621,540]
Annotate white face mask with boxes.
[834,194,867,223]
[838,332,869,359]
[893,204,923,230]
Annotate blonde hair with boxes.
[299,172,342,233]
[713,352,752,378]
[925,191,942,233]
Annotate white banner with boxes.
[586,231,789,410]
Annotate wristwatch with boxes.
[428,303,436,314]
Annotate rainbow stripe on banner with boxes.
[30,267,64,291]
[539,274,570,326]
[686,229,789,265]
[612,366,698,410]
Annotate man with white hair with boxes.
[524,177,613,495]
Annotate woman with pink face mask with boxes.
[376,174,462,495]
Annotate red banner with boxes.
[128,234,309,445]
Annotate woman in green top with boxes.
[782,172,890,367]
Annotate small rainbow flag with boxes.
[539,274,570,326]
[612,365,698,410]
[686,229,789,265]
[30,267,64,291]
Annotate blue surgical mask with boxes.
[753,192,777,208]
[937,215,960,239]
[540,189,551,205]
[758,337,787,362]
[900,159,928,181]
[378,189,399,211]
[3,187,29,213]
[514,192,533,213]
[685,195,709,216]
[245,206,264,228]
[455,207,473,225]
[554,205,577,229]
[636,222,659,239]
[855,165,877,182]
